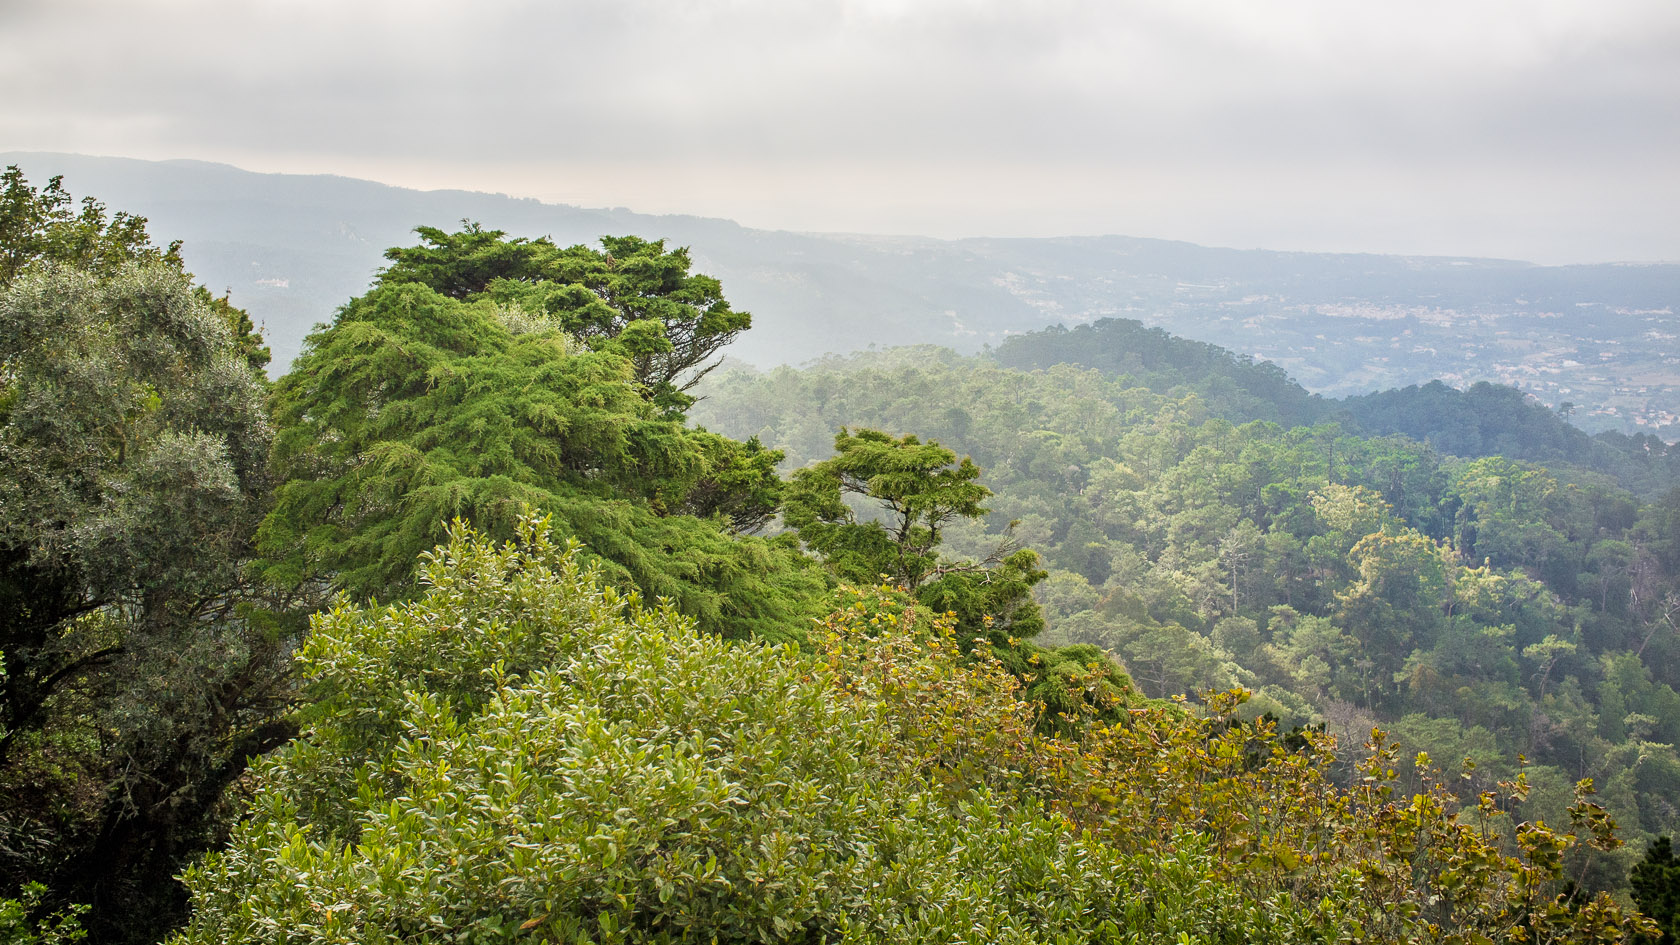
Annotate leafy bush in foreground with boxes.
[175,518,1657,944]
[177,519,1152,944]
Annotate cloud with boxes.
[1,0,1676,261]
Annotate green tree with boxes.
[782,427,990,590]
[261,270,822,643]
[1335,529,1449,665]
[379,225,750,405]
[0,174,288,943]
[1451,456,1574,571]
[1,166,178,285]
[0,264,273,758]
[782,428,1133,724]
[0,166,268,370]
[1632,836,1680,944]
[781,427,1048,648]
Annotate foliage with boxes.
[0,166,180,286]
[175,519,1146,945]
[783,427,1133,727]
[379,224,751,406]
[176,520,1656,944]
[1632,837,1680,945]
[993,317,1331,427]
[691,344,1680,887]
[0,264,271,744]
[4,185,1675,942]
[0,165,268,370]
[260,277,824,642]
[0,174,291,944]
[783,427,990,589]
[1344,381,1680,500]
[0,883,85,945]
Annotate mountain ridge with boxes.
[4,151,1675,436]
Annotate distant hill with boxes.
[989,320,1680,497]
[993,318,1331,427]
[1340,381,1680,498]
[0,151,1064,371]
[3,152,1675,436]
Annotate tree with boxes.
[1334,529,1449,666]
[0,169,287,943]
[781,428,1134,724]
[1451,457,1573,571]
[1632,836,1680,944]
[0,166,268,371]
[0,235,288,939]
[780,426,1049,647]
[1,166,178,285]
[378,224,750,405]
[261,267,823,643]
[782,427,990,590]
[0,263,273,758]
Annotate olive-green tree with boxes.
[0,169,288,944]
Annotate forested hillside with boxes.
[2,172,1675,944]
[994,319,1680,499]
[692,335,1680,893]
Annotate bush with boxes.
[174,518,1138,944]
[175,517,1658,944]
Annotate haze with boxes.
[3,0,1677,264]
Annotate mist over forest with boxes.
[2,154,1679,945]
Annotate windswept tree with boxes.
[261,246,823,642]
[378,224,750,407]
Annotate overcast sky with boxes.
[3,0,1677,263]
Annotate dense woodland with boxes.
[695,332,1680,883]
[2,169,1679,943]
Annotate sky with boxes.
[2,0,1677,264]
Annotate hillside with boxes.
[991,319,1680,498]
[692,339,1680,897]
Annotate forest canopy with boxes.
[692,338,1680,895]
[3,181,1678,945]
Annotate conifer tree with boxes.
[261,245,822,642]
